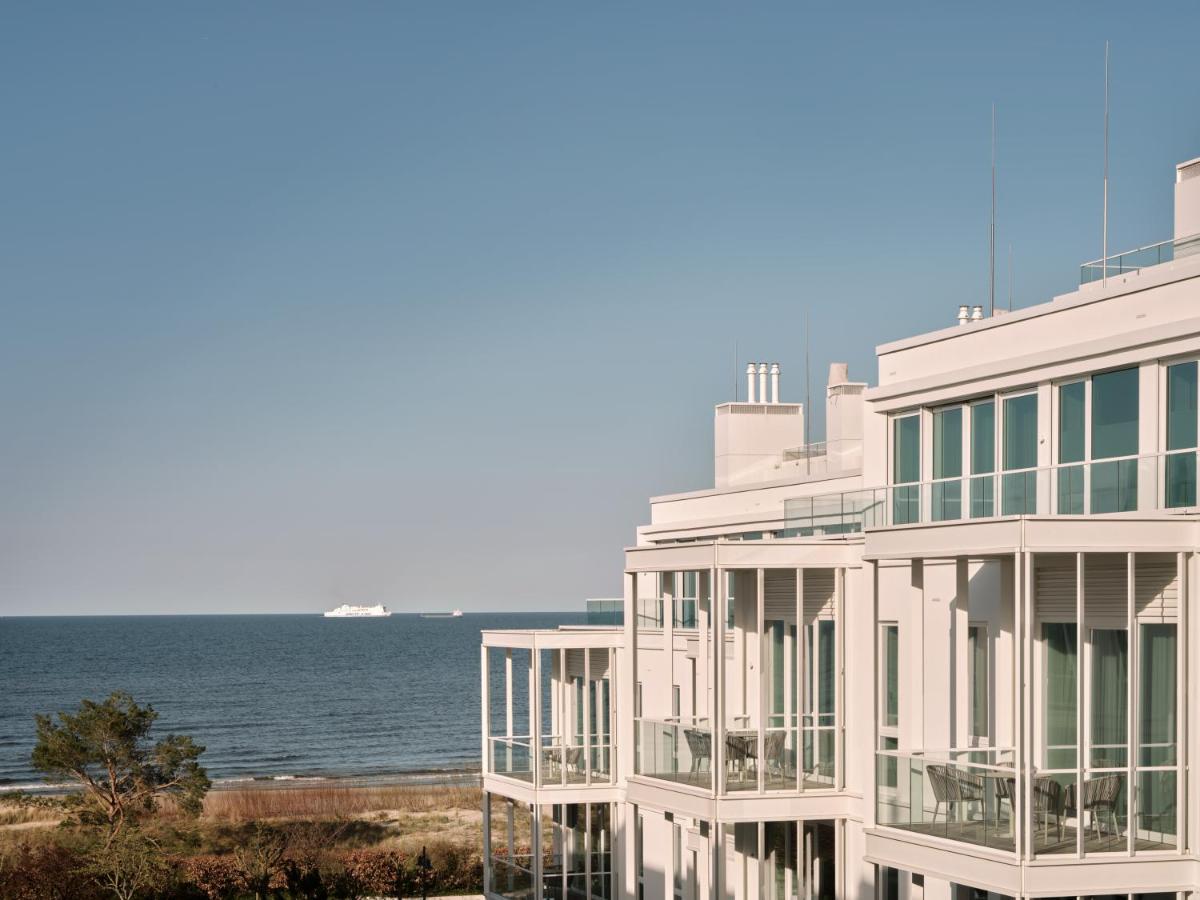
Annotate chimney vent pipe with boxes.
[746,363,757,403]
[769,363,780,403]
[971,305,984,321]
[957,305,970,325]
[757,363,768,405]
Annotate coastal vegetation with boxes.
[3,695,487,899]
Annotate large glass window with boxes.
[1166,361,1197,508]
[968,625,988,741]
[893,415,920,524]
[1090,629,1128,768]
[932,407,963,521]
[882,625,898,728]
[1043,622,1077,769]
[970,401,995,517]
[1138,623,1178,847]
[1090,367,1139,512]
[1003,393,1038,514]
[1058,381,1086,514]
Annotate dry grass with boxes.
[202,782,482,823]
[0,805,62,828]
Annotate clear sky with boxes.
[2,2,1198,615]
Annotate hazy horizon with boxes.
[3,2,1198,615]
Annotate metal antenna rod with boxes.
[733,340,738,402]
[1103,40,1110,286]
[990,102,996,316]
[1008,243,1013,311]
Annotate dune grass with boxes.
[201,782,482,822]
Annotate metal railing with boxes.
[784,451,1198,534]
[1079,233,1199,285]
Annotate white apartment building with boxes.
[481,155,1200,900]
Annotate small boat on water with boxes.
[323,604,392,618]
[420,609,464,618]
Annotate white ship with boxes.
[323,604,392,618]
[420,608,465,618]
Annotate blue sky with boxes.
[2,3,1197,614]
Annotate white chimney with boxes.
[957,305,970,325]
[1176,157,1200,259]
[745,363,757,403]
[757,363,768,405]
[769,363,780,404]
[971,305,984,321]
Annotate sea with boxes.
[0,612,582,792]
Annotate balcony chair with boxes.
[1081,773,1123,840]
[927,764,985,833]
[725,733,758,781]
[764,730,789,782]
[996,775,1065,842]
[683,728,711,779]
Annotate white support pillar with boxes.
[482,792,492,894]
[532,801,543,900]
[1077,553,1086,858]
[1178,551,1189,854]
[756,567,766,793]
[1015,551,1027,861]
[797,567,806,794]
[622,571,638,785]
[584,643,592,786]
[868,560,879,828]
[836,566,846,790]
[532,645,542,790]
[1127,551,1137,855]
[665,572,676,718]
[481,646,490,775]
[715,569,726,795]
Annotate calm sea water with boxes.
[0,612,582,789]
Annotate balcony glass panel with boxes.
[1002,394,1037,515]
[875,750,1015,854]
[893,415,920,524]
[634,718,711,788]
[970,402,995,518]
[491,736,535,782]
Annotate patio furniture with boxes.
[927,764,985,832]
[764,730,789,781]
[1081,773,1122,839]
[997,774,1065,841]
[683,728,711,776]
[725,733,758,781]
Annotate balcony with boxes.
[482,628,621,791]
[785,451,1198,535]
[635,715,836,794]
[876,748,1179,858]
[1079,232,1199,284]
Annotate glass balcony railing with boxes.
[490,736,535,782]
[634,718,713,788]
[539,736,613,785]
[876,746,1180,858]
[1079,233,1198,284]
[785,451,1197,534]
[876,749,1018,854]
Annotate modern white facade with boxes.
[481,155,1200,900]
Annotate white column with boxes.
[757,567,766,793]
[481,646,490,775]
[715,569,726,794]
[532,645,542,790]
[1077,553,1086,858]
[622,571,638,784]
[1127,552,1136,855]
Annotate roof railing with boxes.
[1079,233,1199,285]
